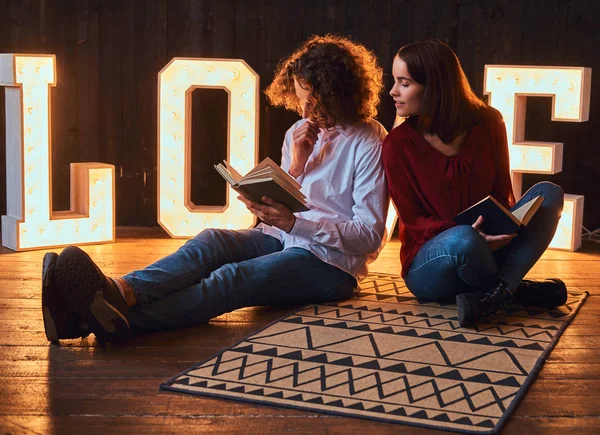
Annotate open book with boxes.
[214,157,309,213]
[453,195,544,235]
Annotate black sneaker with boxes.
[54,246,130,341]
[42,252,90,342]
[513,278,567,309]
[456,280,514,327]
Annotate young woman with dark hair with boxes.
[41,34,390,342]
[382,39,567,327]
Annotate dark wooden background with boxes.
[0,0,599,231]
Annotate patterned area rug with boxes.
[162,273,588,434]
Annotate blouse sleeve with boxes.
[487,108,515,209]
[382,135,455,245]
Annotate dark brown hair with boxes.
[265,34,383,128]
[397,39,485,143]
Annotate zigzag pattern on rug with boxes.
[163,273,588,434]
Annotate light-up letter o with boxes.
[484,65,591,251]
[0,54,115,251]
[158,59,258,237]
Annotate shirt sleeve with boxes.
[288,134,389,255]
[280,127,292,171]
[382,135,455,245]
[487,108,515,209]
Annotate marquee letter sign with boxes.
[2,55,590,252]
[158,58,259,237]
[484,65,591,251]
[0,54,115,251]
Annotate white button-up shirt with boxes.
[259,118,389,282]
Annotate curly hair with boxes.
[265,34,383,128]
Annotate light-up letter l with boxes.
[158,59,259,237]
[1,54,115,251]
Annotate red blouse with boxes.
[382,106,515,277]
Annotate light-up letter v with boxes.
[1,54,115,251]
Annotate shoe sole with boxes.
[42,253,60,342]
[43,306,59,342]
[55,247,130,341]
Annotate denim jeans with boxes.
[404,182,564,302]
[122,229,357,331]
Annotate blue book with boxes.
[453,195,544,236]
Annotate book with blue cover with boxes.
[453,195,544,235]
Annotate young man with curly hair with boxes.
[41,34,389,342]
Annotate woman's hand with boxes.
[238,196,296,233]
[289,114,319,177]
[472,215,517,251]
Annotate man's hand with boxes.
[472,215,517,251]
[238,196,296,233]
[289,113,319,177]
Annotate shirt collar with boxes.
[331,124,357,137]
[302,118,357,138]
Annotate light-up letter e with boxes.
[1,54,115,251]
[158,59,259,237]
[484,65,591,251]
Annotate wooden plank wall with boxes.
[0,0,599,228]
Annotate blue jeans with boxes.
[405,182,564,302]
[122,229,357,331]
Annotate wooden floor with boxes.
[0,227,599,434]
